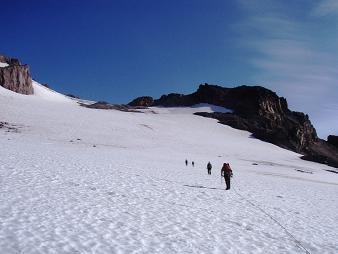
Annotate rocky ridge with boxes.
[129,96,154,107]
[129,83,338,168]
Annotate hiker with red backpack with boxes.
[221,163,233,190]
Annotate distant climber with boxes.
[185,159,188,166]
[207,162,212,175]
[192,161,195,167]
[221,163,233,190]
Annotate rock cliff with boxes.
[0,55,33,95]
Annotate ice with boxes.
[0,83,337,253]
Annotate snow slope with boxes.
[0,84,337,254]
[31,81,74,103]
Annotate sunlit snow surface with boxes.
[0,83,337,254]
[0,62,9,68]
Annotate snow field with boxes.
[0,83,337,253]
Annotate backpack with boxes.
[222,163,233,177]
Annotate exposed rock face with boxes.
[302,140,338,169]
[0,65,33,95]
[128,96,154,107]
[153,93,197,106]
[0,55,33,95]
[129,83,338,168]
[194,85,318,153]
[328,135,338,149]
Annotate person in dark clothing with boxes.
[207,162,212,175]
[192,161,195,167]
[221,163,233,190]
[185,159,188,166]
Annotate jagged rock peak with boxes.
[0,55,21,66]
[128,96,154,107]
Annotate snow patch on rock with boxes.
[0,62,9,68]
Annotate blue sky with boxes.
[1,0,337,137]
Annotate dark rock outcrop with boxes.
[66,94,80,99]
[0,55,33,95]
[128,96,154,107]
[129,83,338,168]
[193,85,318,153]
[301,140,338,168]
[154,93,197,106]
[0,121,20,133]
[42,83,50,89]
[82,101,143,113]
[328,135,338,149]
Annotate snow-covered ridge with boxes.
[31,80,74,103]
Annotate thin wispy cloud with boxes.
[312,0,338,16]
[235,0,338,138]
